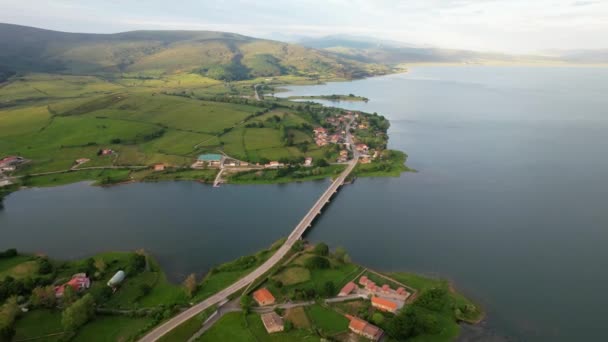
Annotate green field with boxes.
[306,304,350,335]
[198,312,321,342]
[13,309,64,341]
[73,315,154,342]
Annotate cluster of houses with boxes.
[250,275,410,340]
[313,127,347,147]
[339,275,409,311]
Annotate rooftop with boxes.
[253,288,275,305]
[198,154,222,161]
[261,312,284,332]
[372,296,399,311]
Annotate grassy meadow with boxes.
[0,72,347,190]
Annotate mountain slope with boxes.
[298,35,569,65]
[0,23,389,79]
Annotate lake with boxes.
[2,66,608,341]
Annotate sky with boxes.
[1,0,607,53]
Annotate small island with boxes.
[0,242,482,341]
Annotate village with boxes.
[0,109,389,192]
[248,272,412,341]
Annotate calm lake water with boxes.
[2,66,608,341]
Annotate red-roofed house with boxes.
[365,281,376,291]
[355,144,369,153]
[55,274,91,298]
[339,282,357,296]
[359,276,369,286]
[253,288,276,306]
[371,296,399,313]
[153,163,165,171]
[381,284,391,294]
[347,316,384,341]
[313,127,327,135]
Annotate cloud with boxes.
[0,0,607,53]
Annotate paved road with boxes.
[138,155,358,342]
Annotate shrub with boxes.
[304,256,330,270]
[313,243,329,256]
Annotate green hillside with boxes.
[0,23,390,80]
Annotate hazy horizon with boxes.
[1,0,607,55]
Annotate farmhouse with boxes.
[371,296,399,313]
[355,144,369,153]
[253,288,275,306]
[339,281,357,296]
[260,312,284,333]
[55,273,91,298]
[304,157,313,167]
[347,315,384,341]
[153,163,165,171]
[0,156,24,167]
[265,161,284,169]
[313,127,327,135]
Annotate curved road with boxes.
[138,156,358,342]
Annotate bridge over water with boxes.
[139,156,359,342]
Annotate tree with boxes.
[304,256,330,270]
[323,281,336,297]
[315,158,329,167]
[240,295,252,314]
[62,294,95,332]
[126,254,146,275]
[291,240,305,253]
[334,247,347,262]
[313,243,329,256]
[37,258,53,275]
[30,286,56,309]
[372,312,385,325]
[0,297,19,341]
[415,287,449,312]
[62,285,78,306]
[183,273,197,298]
[94,258,106,274]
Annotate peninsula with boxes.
[0,243,482,342]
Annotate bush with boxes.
[304,256,330,270]
[0,249,17,258]
[62,294,96,332]
[313,243,329,256]
[414,287,449,312]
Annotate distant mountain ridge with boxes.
[0,23,389,80]
[297,35,607,65]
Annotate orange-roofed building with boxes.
[371,296,399,313]
[347,316,384,341]
[253,288,276,306]
[339,282,357,296]
[153,163,165,171]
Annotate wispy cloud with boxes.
[0,0,607,53]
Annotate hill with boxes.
[0,23,390,81]
[298,35,572,65]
